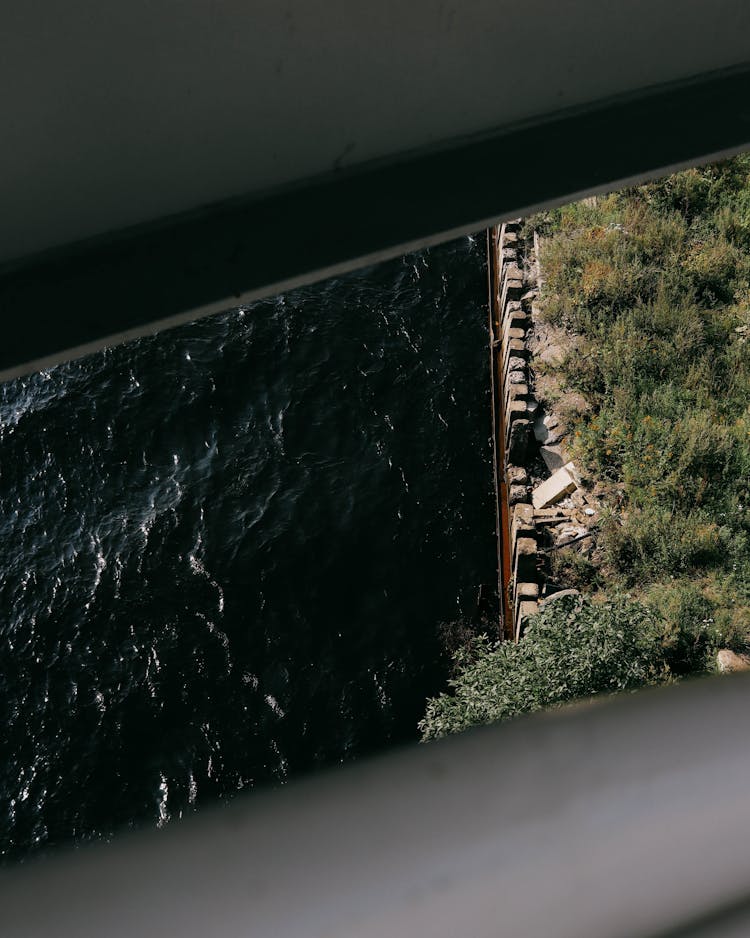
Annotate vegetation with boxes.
[422,157,750,741]
[421,594,677,740]
[532,157,750,646]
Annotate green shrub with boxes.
[419,595,671,741]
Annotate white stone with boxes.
[532,463,578,509]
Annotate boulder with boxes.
[540,444,566,472]
[539,588,581,608]
[533,414,565,445]
[717,649,750,673]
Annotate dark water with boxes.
[0,236,495,862]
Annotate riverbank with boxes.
[421,158,750,740]
[529,157,750,657]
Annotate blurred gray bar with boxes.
[3,673,750,938]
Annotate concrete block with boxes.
[516,582,540,601]
[503,340,528,373]
[502,277,524,305]
[508,483,530,506]
[505,310,527,331]
[507,466,528,485]
[517,600,540,626]
[506,356,527,375]
[513,536,537,583]
[505,399,528,429]
[532,463,578,509]
[504,327,526,344]
[512,502,535,536]
[507,420,530,463]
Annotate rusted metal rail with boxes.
[486,228,514,639]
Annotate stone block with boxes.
[505,399,528,428]
[506,356,527,374]
[506,310,527,331]
[517,600,540,630]
[508,483,530,506]
[507,465,528,485]
[513,536,537,583]
[532,463,578,509]
[516,582,540,601]
[504,327,526,344]
[507,420,530,463]
[512,502,535,536]
[502,278,524,304]
[540,444,566,472]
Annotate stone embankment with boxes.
[492,222,602,640]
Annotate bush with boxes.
[419,595,672,741]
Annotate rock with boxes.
[717,649,750,673]
[507,466,528,485]
[539,588,581,608]
[507,419,530,463]
[584,507,596,516]
[532,462,578,509]
[508,356,526,372]
[539,344,567,366]
[508,369,527,384]
[540,444,566,472]
[533,414,565,445]
[508,484,530,506]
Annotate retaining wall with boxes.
[493,222,543,639]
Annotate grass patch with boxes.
[422,156,750,740]
[533,156,750,636]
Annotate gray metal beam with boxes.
[3,673,750,938]
[3,64,750,382]
[3,1,750,267]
